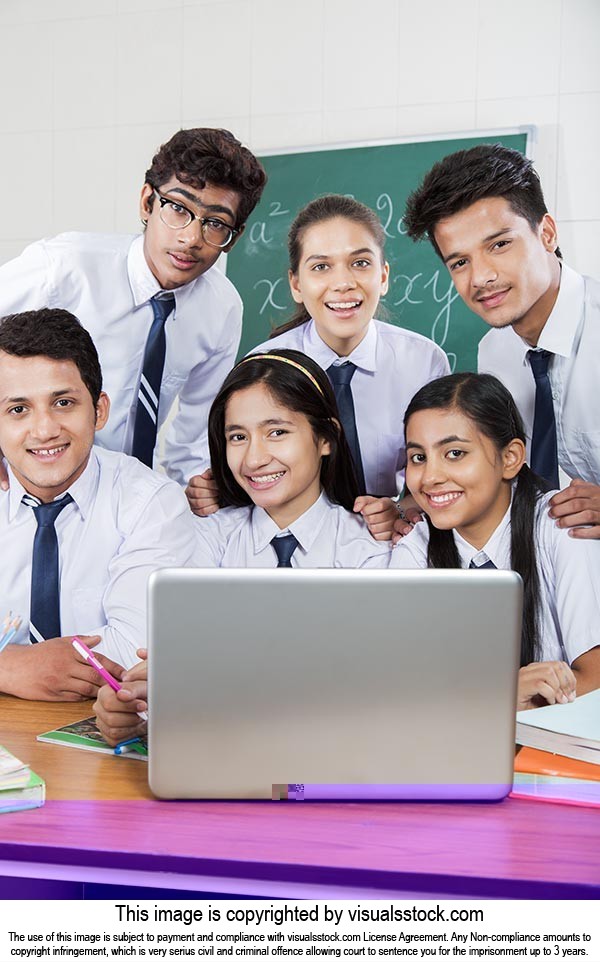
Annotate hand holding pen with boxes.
[92,647,148,748]
[1,633,124,701]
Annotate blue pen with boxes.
[114,737,147,756]
[114,737,140,754]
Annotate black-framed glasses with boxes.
[153,189,239,249]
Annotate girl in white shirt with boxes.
[194,349,390,568]
[390,372,600,710]
[96,349,389,745]
[249,195,450,538]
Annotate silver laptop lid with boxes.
[148,568,521,801]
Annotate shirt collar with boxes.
[304,319,378,372]
[126,233,202,311]
[8,448,100,522]
[517,263,584,362]
[452,497,512,568]
[127,234,162,307]
[250,491,333,555]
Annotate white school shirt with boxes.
[0,233,242,486]
[389,493,600,665]
[0,447,195,669]
[250,319,450,497]
[478,264,600,484]
[193,492,391,568]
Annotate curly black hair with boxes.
[145,128,266,228]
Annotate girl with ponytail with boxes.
[390,372,600,710]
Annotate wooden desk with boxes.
[1,695,599,899]
[1,697,151,801]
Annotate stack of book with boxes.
[0,744,45,813]
[513,689,600,807]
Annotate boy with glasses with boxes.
[0,128,266,513]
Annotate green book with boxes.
[0,745,45,814]
[37,716,147,760]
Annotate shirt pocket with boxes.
[156,372,186,425]
[161,371,187,392]
[376,433,406,496]
[67,585,107,634]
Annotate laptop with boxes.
[147,568,521,801]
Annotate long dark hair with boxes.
[404,372,546,666]
[208,349,360,511]
[270,194,387,337]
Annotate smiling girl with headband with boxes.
[95,348,391,747]
[193,349,391,568]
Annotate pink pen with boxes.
[72,636,148,721]
[72,636,122,691]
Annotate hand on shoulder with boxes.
[549,478,600,540]
[185,468,220,517]
[353,496,397,541]
[391,494,424,545]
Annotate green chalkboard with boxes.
[227,130,530,370]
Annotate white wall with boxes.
[0,0,599,277]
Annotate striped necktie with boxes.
[326,361,367,494]
[24,492,73,643]
[469,558,496,569]
[131,292,176,467]
[272,534,299,567]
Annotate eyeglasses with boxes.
[153,189,239,249]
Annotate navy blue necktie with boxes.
[326,362,366,494]
[272,534,299,567]
[25,493,73,643]
[527,349,559,489]
[131,292,176,467]
[469,558,497,569]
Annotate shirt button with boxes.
[552,392,559,400]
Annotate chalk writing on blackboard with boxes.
[253,277,288,314]
[376,192,408,239]
[390,270,460,371]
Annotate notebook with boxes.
[512,743,600,807]
[148,568,522,801]
[514,747,600,781]
[38,717,148,760]
[516,689,600,765]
